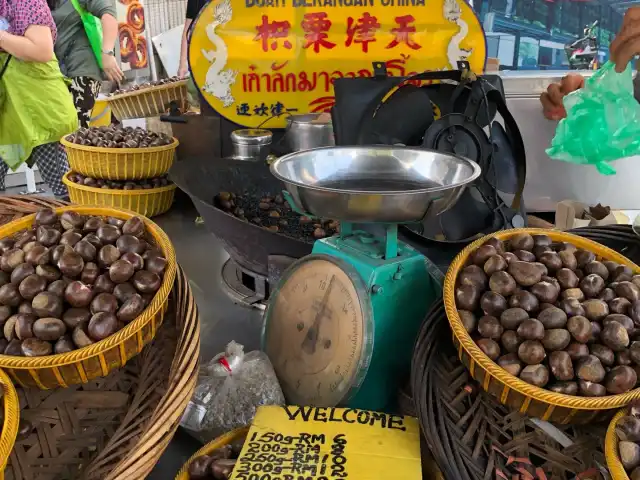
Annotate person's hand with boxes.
[102,53,124,84]
[540,74,585,120]
[610,7,640,72]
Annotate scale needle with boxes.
[301,275,335,355]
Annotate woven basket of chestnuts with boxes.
[175,427,248,480]
[63,172,176,218]
[0,206,176,389]
[606,406,640,480]
[105,78,188,121]
[61,126,178,181]
[445,228,640,424]
[0,368,18,477]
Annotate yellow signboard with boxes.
[230,405,422,480]
[189,0,486,128]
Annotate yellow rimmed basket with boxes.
[61,136,178,180]
[445,228,640,425]
[106,80,188,121]
[175,427,249,480]
[0,206,176,389]
[63,172,176,218]
[606,409,631,480]
[0,369,18,480]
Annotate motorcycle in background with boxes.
[565,21,599,70]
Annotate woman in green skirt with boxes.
[0,0,77,198]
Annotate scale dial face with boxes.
[263,255,373,407]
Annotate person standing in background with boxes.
[0,0,78,197]
[177,0,207,78]
[48,0,123,128]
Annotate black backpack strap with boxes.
[397,72,528,245]
[354,63,528,245]
[357,65,526,215]
[0,55,11,80]
[403,68,527,214]
[488,85,526,211]
[356,68,464,145]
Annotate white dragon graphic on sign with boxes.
[201,0,237,107]
[444,0,473,69]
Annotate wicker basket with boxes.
[606,409,630,480]
[107,81,188,121]
[175,428,249,480]
[0,206,176,389]
[0,195,198,480]
[397,386,445,480]
[63,172,176,217]
[412,299,609,480]
[444,228,640,424]
[5,262,199,480]
[61,136,178,180]
[0,369,18,480]
[0,197,69,228]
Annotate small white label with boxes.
[180,401,207,431]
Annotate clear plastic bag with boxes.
[180,341,285,441]
[546,61,640,175]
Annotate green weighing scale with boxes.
[262,146,480,411]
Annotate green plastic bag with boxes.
[0,54,78,170]
[69,0,103,69]
[546,61,640,175]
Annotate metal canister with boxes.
[285,113,335,152]
[230,129,273,162]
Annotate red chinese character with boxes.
[386,15,421,50]
[345,13,380,53]
[255,15,292,52]
[301,12,336,53]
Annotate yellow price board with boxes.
[189,0,486,128]
[230,405,422,480]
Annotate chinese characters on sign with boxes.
[236,101,289,117]
[345,13,380,53]
[189,0,486,127]
[302,13,336,53]
[255,16,292,51]
[255,12,422,53]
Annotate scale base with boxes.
[313,231,441,411]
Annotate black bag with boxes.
[331,62,527,245]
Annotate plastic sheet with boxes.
[180,341,285,442]
[546,61,640,175]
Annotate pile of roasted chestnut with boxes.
[215,191,339,241]
[67,173,172,191]
[188,443,241,479]
[0,209,167,357]
[456,232,640,396]
[67,126,173,149]
[107,76,184,96]
[616,402,640,478]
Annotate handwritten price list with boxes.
[234,431,348,480]
[230,406,422,480]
